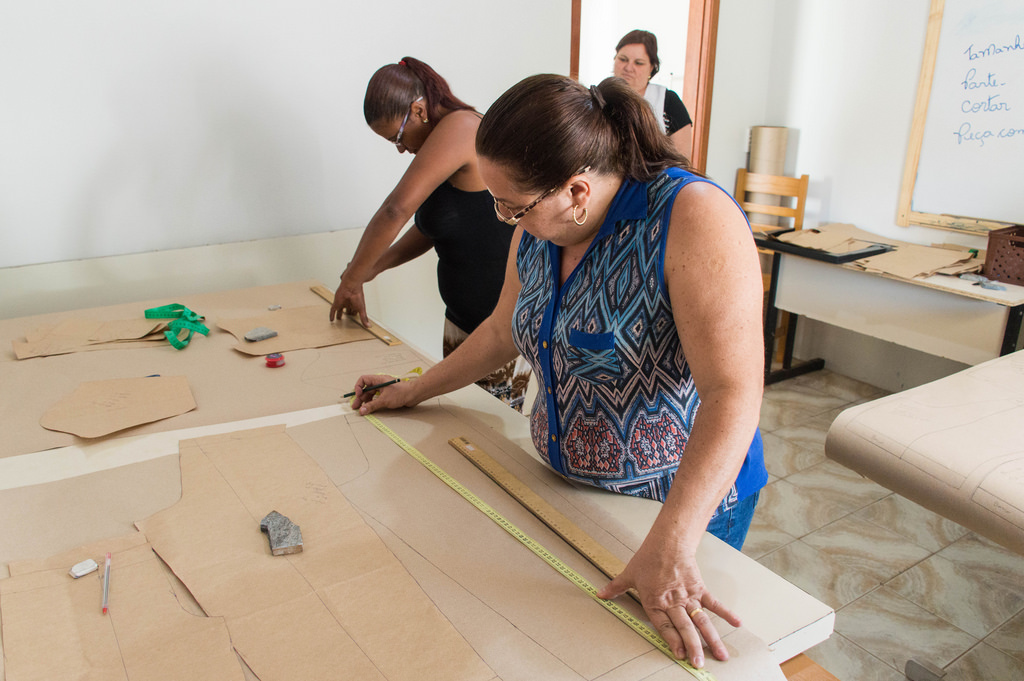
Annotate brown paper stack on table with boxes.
[854,243,980,279]
[775,222,893,254]
[774,223,982,279]
[13,318,168,359]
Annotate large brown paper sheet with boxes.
[135,425,493,681]
[0,281,429,459]
[0,539,244,681]
[39,375,197,438]
[217,304,374,355]
[13,318,167,359]
[0,400,794,680]
[225,592,391,680]
[289,405,788,681]
[7,533,151,577]
[0,458,182,572]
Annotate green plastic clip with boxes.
[144,304,210,350]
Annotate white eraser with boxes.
[69,558,99,578]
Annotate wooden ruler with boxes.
[448,435,628,580]
[310,284,403,347]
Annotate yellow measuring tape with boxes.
[364,414,717,681]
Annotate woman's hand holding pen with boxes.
[349,374,422,415]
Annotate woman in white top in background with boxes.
[613,29,693,159]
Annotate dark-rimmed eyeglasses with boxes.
[391,96,423,147]
[492,166,591,226]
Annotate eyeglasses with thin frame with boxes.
[392,96,423,147]
[492,166,591,226]
[493,186,557,225]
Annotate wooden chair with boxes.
[733,169,810,369]
[734,169,809,272]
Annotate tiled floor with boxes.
[748,369,1024,681]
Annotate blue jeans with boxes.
[705,491,760,551]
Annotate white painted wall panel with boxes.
[0,1,569,268]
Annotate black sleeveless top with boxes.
[415,181,516,333]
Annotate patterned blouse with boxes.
[511,168,766,514]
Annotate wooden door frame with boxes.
[570,0,582,79]
[683,0,718,173]
[569,0,719,173]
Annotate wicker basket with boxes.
[983,225,1024,286]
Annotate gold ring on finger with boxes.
[688,607,704,618]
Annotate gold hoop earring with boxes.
[572,205,588,226]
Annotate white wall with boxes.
[709,0,980,390]
[0,1,568,269]
[704,0,776,185]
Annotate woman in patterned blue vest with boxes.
[352,74,766,669]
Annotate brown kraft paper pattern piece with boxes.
[135,425,493,681]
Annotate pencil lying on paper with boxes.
[342,378,400,399]
[101,552,111,615]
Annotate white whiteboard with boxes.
[0,1,569,269]
[910,0,1024,227]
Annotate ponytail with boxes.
[595,77,691,180]
[363,57,474,126]
[477,75,692,195]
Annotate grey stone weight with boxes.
[260,511,303,556]
[244,326,278,342]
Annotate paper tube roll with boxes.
[749,126,788,174]
[747,126,789,226]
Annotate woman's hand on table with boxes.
[349,374,421,414]
[596,541,741,668]
[330,274,370,327]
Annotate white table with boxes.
[0,282,835,679]
[763,251,1024,384]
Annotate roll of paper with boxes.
[747,126,789,226]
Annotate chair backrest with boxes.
[734,168,809,234]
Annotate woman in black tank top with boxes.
[330,57,531,411]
